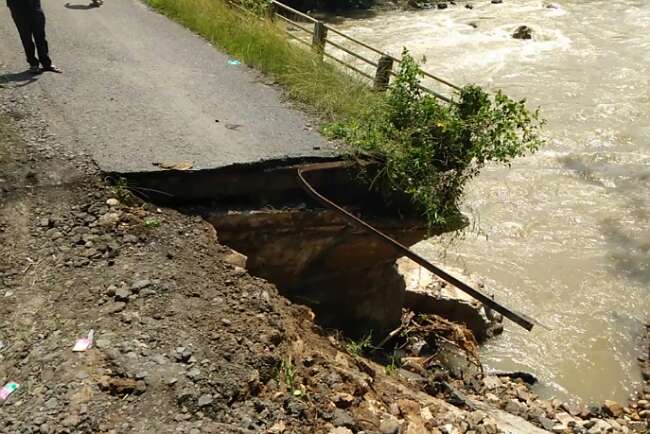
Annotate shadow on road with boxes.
[64,2,100,10]
[0,70,39,88]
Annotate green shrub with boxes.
[326,50,544,228]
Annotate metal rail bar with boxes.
[322,51,374,80]
[275,13,314,35]
[297,162,537,332]
[324,25,390,59]
[271,0,317,22]
[387,68,461,93]
[417,84,454,103]
[249,0,462,99]
[324,25,459,90]
[287,31,376,81]
[325,38,379,68]
[421,70,462,91]
[287,32,313,48]
[421,86,454,103]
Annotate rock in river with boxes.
[513,25,533,40]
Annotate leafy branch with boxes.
[326,49,545,229]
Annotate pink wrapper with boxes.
[0,382,19,400]
[73,330,95,352]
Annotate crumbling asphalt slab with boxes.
[0,0,334,174]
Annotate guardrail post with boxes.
[312,21,327,58]
[374,55,393,91]
[265,2,275,20]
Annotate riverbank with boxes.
[2,81,648,434]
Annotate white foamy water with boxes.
[329,0,650,402]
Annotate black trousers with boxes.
[8,0,52,68]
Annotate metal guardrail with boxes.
[230,0,460,103]
[270,0,458,102]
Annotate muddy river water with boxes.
[329,0,649,403]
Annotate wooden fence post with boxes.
[264,2,275,21]
[374,55,393,91]
[312,21,327,58]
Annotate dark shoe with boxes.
[42,65,63,73]
[29,64,41,74]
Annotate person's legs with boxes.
[30,0,53,69]
[8,6,39,68]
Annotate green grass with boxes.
[345,332,373,357]
[384,351,402,376]
[278,356,305,396]
[145,0,380,123]
[143,218,162,228]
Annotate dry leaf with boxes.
[152,161,193,170]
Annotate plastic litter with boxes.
[0,382,19,400]
[73,330,95,352]
[227,60,241,66]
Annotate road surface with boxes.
[0,0,334,173]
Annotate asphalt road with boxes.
[0,0,334,173]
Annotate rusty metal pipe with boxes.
[297,162,536,332]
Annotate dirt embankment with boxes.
[1,90,648,434]
[0,90,510,434]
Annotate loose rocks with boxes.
[198,394,214,407]
[114,287,132,301]
[130,279,152,292]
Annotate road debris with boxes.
[72,330,95,352]
[0,382,19,400]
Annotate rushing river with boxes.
[328,0,649,403]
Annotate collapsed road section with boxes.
[117,158,533,340]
